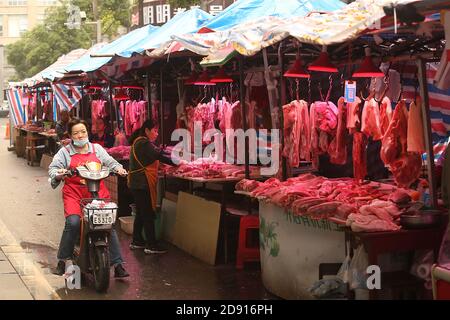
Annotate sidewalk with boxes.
[0,247,33,300]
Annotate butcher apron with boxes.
[129,136,159,211]
[62,144,110,217]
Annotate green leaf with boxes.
[270,241,280,257]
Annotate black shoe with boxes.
[144,243,168,254]
[129,242,146,250]
[114,264,130,278]
[53,260,66,276]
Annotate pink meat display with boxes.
[361,98,383,140]
[380,100,421,188]
[407,97,425,153]
[91,100,108,134]
[353,132,368,183]
[346,97,362,133]
[328,97,347,165]
[165,158,260,180]
[105,146,130,160]
[236,173,414,232]
[379,96,392,135]
[310,101,338,167]
[282,100,310,167]
[380,100,408,165]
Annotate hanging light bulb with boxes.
[308,46,338,73]
[352,47,385,78]
[211,67,233,83]
[113,89,129,101]
[193,70,216,86]
[284,54,310,78]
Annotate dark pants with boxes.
[131,188,157,247]
[57,214,123,265]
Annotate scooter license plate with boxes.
[93,213,114,225]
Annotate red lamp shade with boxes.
[184,71,198,85]
[308,52,338,73]
[284,57,310,78]
[84,84,103,91]
[113,89,129,101]
[211,67,233,83]
[352,56,384,78]
[193,70,216,86]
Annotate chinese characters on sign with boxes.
[141,0,235,26]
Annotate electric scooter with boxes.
[65,161,122,293]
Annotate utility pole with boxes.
[138,0,144,27]
[92,0,101,43]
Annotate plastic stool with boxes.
[236,214,260,269]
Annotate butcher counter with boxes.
[256,200,448,300]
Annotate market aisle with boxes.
[0,118,273,300]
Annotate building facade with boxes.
[0,0,59,99]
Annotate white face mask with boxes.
[73,138,89,147]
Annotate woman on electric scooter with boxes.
[48,118,129,278]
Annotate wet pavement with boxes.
[0,118,276,300]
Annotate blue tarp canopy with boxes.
[64,24,159,73]
[201,0,346,31]
[119,8,212,57]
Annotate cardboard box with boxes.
[119,216,134,235]
[40,154,53,170]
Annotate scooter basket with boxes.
[81,198,118,230]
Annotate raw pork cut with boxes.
[407,97,425,153]
[353,132,368,183]
[328,97,348,165]
[381,100,422,188]
[282,100,310,167]
[346,97,362,133]
[361,98,383,140]
[380,100,408,165]
[379,96,392,135]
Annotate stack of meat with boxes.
[346,190,410,232]
[236,173,415,232]
[165,158,259,179]
[105,146,130,160]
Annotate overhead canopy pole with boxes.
[160,67,165,145]
[80,81,84,120]
[147,69,152,121]
[417,58,438,209]
[278,42,287,181]
[263,48,277,129]
[108,82,114,131]
[239,55,250,179]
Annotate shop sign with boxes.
[142,0,236,26]
[285,212,343,232]
[344,80,356,103]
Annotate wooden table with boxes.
[165,174,265,263]
[38,131,58,155]
[346,222,448,299]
